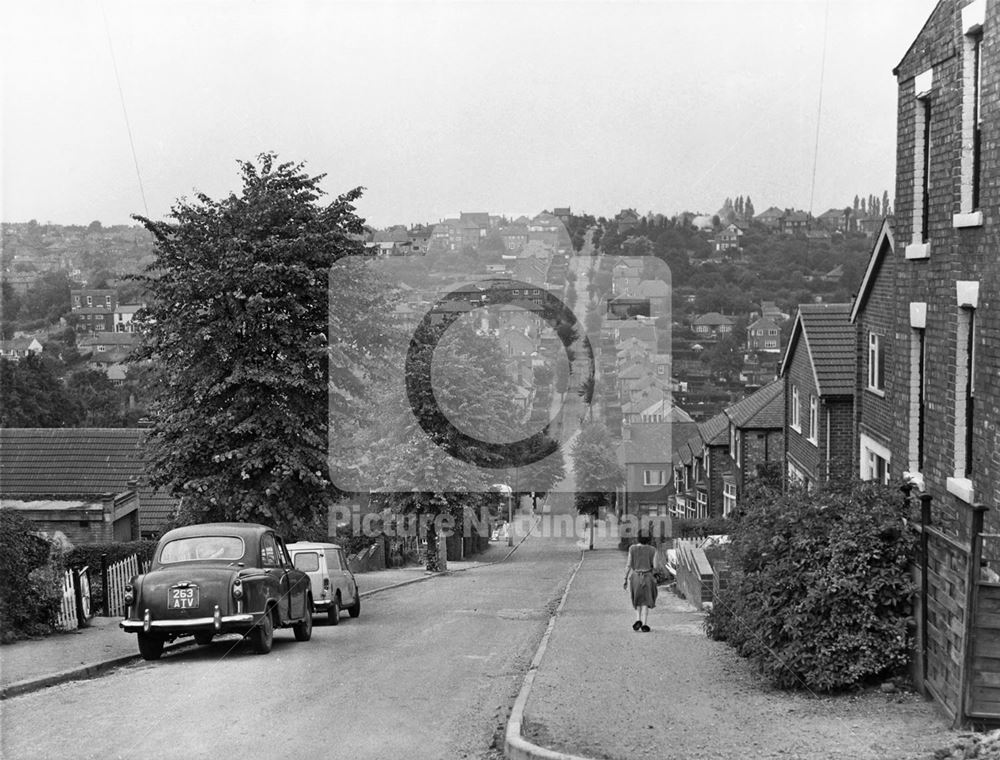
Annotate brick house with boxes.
[885,0,1000,527]
[0,337,43,361]
[714,223,744,253]
[725,378,785,503]
[618,419,698,519]
[746,316,782,352]
[779,303,856,487]
[849,219,897,485]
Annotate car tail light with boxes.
[124,583,134,605]
[232,577,243,600]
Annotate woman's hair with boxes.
[636,532,651,545]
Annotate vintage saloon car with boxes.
[120,523,313,660]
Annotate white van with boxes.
[285,542,360,625]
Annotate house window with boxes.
[867,333,885,392]
[908,318,927,477]
[808,395,819,445]
[764,340,777,349]
[105,295,111,307]
[791,386,801,431]
[696,491,708,519]
[735,430,741,469]
[97,345,105,352]
[860,434,892,485]
[73,295,80,307]
[956,1,986,225]
[643,469,665,486]
[957,307,976,478]
[86,295,93,306]
[704,448,710,478]
[723,482,737,517]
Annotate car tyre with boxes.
[137,632,165,661]
[250,610,274,654]
[194,632,214,646]
[347,590,361,619]
[293,601,313,642]
[328,595,340,626]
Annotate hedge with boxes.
[703,479,918,691]
[0,508,63,642]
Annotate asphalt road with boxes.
[1,533,584,760]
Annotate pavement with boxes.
[507,534,955,760]
[0,547,508,700]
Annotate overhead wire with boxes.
[809,0,831,216]
[99,0,149,217]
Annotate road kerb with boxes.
[505,550,594,760]
[0,638,196,701]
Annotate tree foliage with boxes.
[0,508,63,642]
[570,421,622,515]
[0,354,83,427]
[132,154,392,537]
[704,479,918,691]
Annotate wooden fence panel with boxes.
[105,554,141,617]
[968,583,1000,720]
[922,530,969,721]
[55,569,78,630]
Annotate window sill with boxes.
[790,424,802,434]
[946,477,975,503]
[866,386,886,398]
[807,436,818,447]
[953,211,983,229]
[903,471,925,492]
[905,242,930,259]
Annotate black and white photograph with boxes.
[3,0,999,758]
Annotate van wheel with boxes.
[294,601,313,641]
[250,610,274,654]
[347,591,361,619]
[137,632,164,660]
[327,596,340,626]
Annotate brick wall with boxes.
[739,427,783,494]
[892,0,1000,533]
[784,349,821,483]
[706,444,730,517]
[855,250,898,479]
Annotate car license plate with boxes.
[169,586,199,609]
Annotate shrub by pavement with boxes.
[704,479,918,691]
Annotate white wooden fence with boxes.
[105,554,144,617]
[55,569,78,631]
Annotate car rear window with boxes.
[160,537,245,563]
[293,552,320,572]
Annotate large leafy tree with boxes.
[571,421,623,547]
[0,354,83,427]
[132,154,392,537]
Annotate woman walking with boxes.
[624,533,659,632]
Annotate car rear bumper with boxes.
[121,607,256,634]
[313,599,335,611]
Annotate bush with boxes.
[703,479,918,691]
[0,509,64,642]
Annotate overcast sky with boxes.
[1,0,936,229]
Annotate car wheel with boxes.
[293,601,313,642]
[250,609,274,654]
[137,632,164,661]
[347,590,361,619]
[194,632,214,646]
[328,595,341,626]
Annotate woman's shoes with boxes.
[640,624,651,633]
[632,620,642,631]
